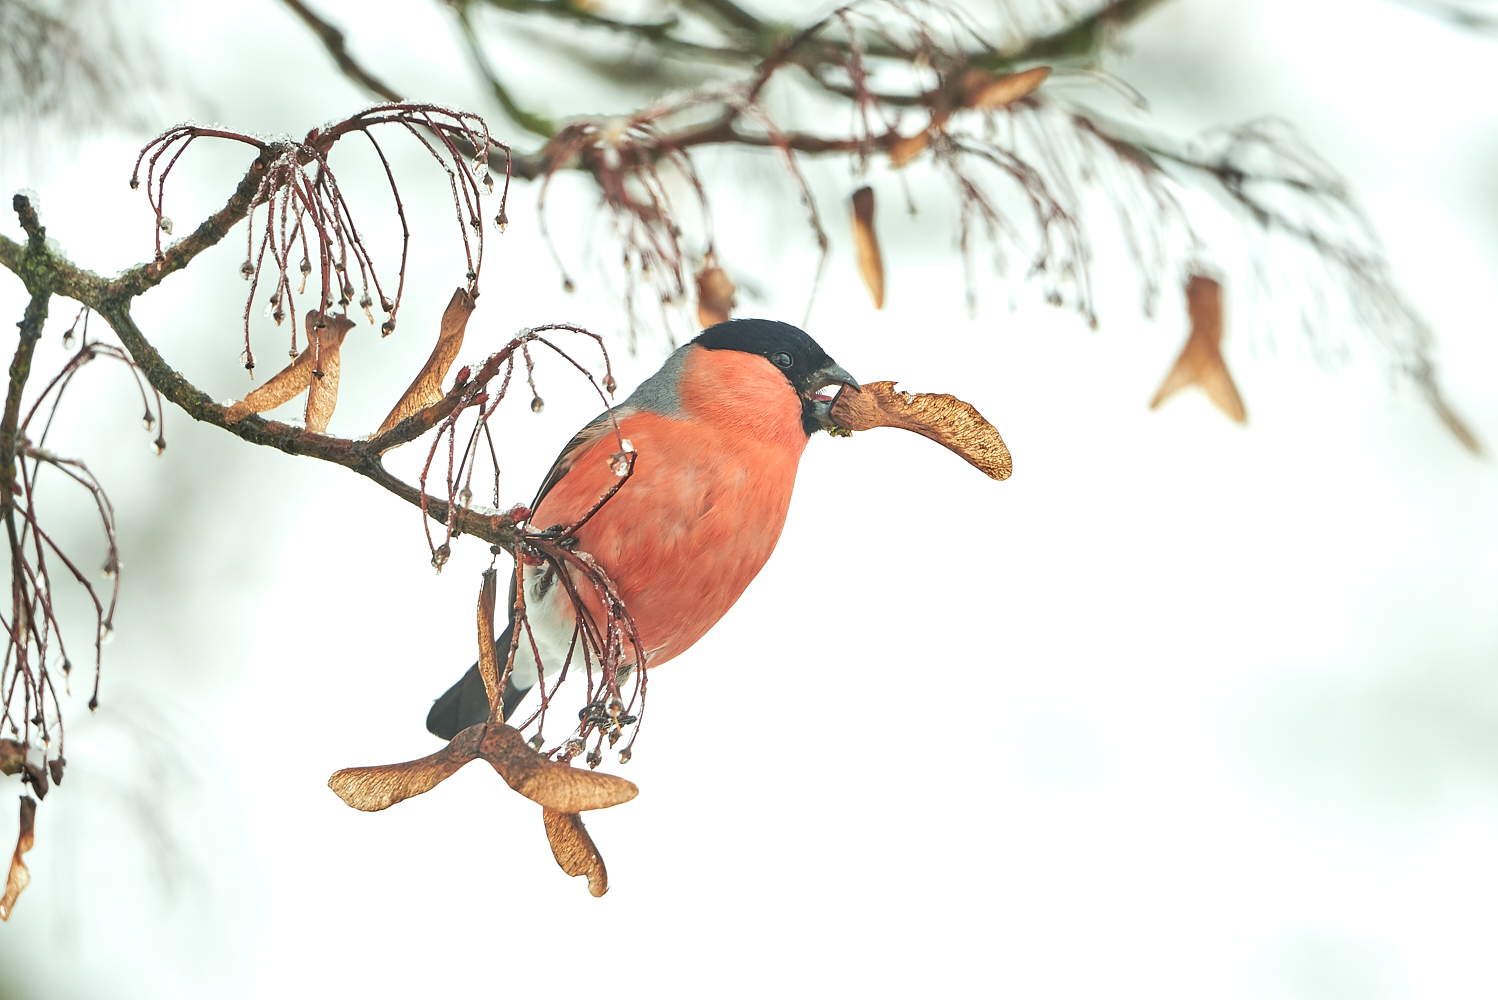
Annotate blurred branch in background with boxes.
[285,0,1484,449]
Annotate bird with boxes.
[425,318,860,739]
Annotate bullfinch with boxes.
[426,319,859,739]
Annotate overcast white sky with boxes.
[1,1,1497,998]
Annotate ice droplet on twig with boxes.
[530,396,545,414]
[458,487,473,508]
[158,217,173,235]
[607,438,635,477]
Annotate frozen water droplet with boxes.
[618,747,632,764]
[482,173,494,193]
[381,296,393,313]
[300,257,312,276]
[1045,289,1062,307]
[359,294,372,310]
[88,695,98,711]
[101,554,119,579]
[530,395,545,414]
[100,621,115,645]
[494,211,508,233]
[381,319,395,337]
[603,374,617,395]
[431,543,451,571]
[129,176,140,190]
[563,738,586,759]
[142,411,155,432]
[458,487,473,507]
[273,308,285,325]
[608,452,630,477]
[562,277,575,294]
[158,216,173,235]
[586,749,602,769]
[152,436,166,455]
[527,733,545,750]
[240,259,254,279]
[61,331,75,349]
[470,216,481,233]
[61,659,71,676]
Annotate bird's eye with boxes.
[771,352,793,369]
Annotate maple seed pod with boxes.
[850,186,885,309]
[961,65,1052,110]
[888,130,930,168]
[695,261,736,328]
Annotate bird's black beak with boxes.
[801,361,860,433]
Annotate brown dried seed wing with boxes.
[696,264,736,329]
[225,312,353,426]
[0,740,21,777]
[328,724,483,812]
[0,796,36,921]
[303,315,353,434]
[478,725,638,813]
[1426,386,1485,456]
[376,288,476,436]
[851,186,885,309]
[1149,276,1246,424]
[965,66,1051,109]
[888,129,930,168]
[542,808,608,897]
[830,381,1012,481]
[476,569,501,716]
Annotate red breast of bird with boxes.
[517,344,810,685]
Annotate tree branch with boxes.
[279,0,404,102]
[0,188,527,549]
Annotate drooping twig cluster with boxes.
[132,104,509,375]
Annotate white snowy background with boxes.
[1,1,1496,997]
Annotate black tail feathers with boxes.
[425,623,534,739]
